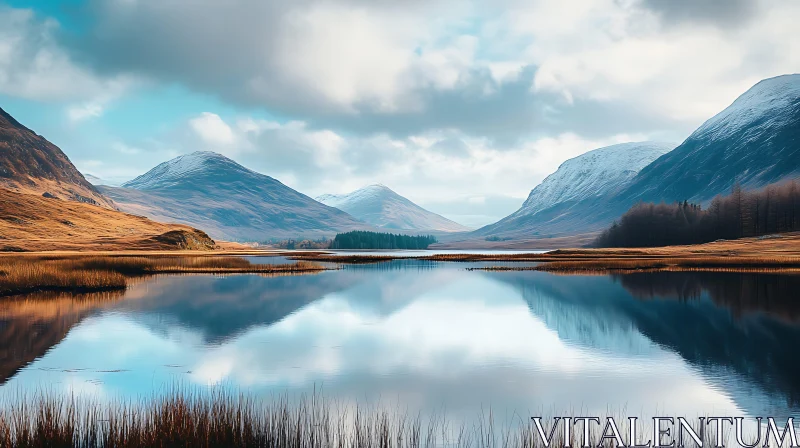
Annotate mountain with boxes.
[101,151,368,241]
[473,142,674,238]
[317,184,469,232]
[0,107,217,251]
[618,74,800,204]
[0,107,114,208]
[471,74,800,243]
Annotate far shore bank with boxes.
[2,233,800,296]
[286,232,800,273]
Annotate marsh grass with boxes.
[0,256,328,297]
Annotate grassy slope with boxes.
[0,188,215,251]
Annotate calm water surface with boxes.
[1,259,799,427]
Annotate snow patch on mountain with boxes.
[514,141,675,217]
[317,184,470,232]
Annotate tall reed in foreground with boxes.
[0,391,742,448]
[0,391,503,448]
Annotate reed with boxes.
[0,391,735,448]
[0,256,329,297]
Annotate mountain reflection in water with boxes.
[0,262,798,422]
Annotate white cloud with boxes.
[189,112,237,147]
[505,0,800,125]
[0,6,135,104]
[4,1,800,226]
[67,102,104,122]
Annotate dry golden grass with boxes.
[0,256,329,297]
[0,188,215,252]
[0,259,126,296]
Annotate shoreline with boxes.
[2,233,800,297]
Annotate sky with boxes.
[1,0,798,228]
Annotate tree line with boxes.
[330,231,438,249]
[595,180,800,248]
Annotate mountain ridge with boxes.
[469,74,800,243]
[617,74,800,205]
[105,151,370,241]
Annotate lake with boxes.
[1,258,798,435]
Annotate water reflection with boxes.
[0,264,798,425]
[487,270,800,417]
[0,291,123,384]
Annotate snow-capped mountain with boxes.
[466,74,800,243]
[516,142,674,217]
[317,184,470,232]
[473,141,674,238]
[620,74,800,204]
[101,151,368,241]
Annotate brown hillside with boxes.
[0,107,114,209]
[0,188,215,251]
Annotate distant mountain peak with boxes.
[317,184,469,232]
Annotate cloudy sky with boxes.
[1,0,798,227]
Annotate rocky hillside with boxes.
[0,107,114,209]
[317,184,469,232]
